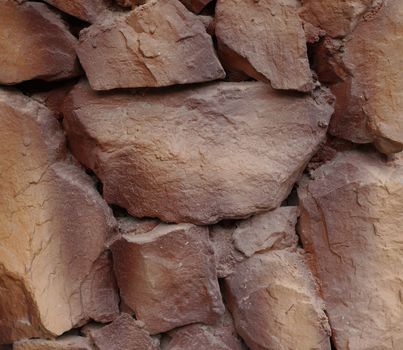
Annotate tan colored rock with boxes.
[215,0,313,92]
[63,80,333,224]
[77,0,224,90]
[298,151,403,350]
[327,0,403,154]
[86,314,159,350]
[13,336,93,350]
[0,89,117,343]
[0,1,80,84]
[163,311,244,350]
[111,223,224,334]
[179,0,212,13]
[224,251,331,350]
[233,207,299,257]
[43,0,114,23]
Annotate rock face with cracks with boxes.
[63,80,333,224]
[224,251,331,350]
[0,88,118,343]
[215,0,313,92]
[13,336,93,350]
[77,0,225,90]
[0,0,80,85]
[111,223,224,334]
[298,151,403,350]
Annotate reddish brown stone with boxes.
[224,251,331,350]
[215,0,313,92]
[63,80,333,224]
[0,1,80,84]
[0,88,117,343]
[179,0,212,13]
[111,223,224,334]
[298,151,403,349]
[13,336,93,350]
[77,0,224,90]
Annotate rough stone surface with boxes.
[111,223,224,334]
[215,0,313,92]
[163,311,244,350]
[179,0,212,13]
[77,0,224,90]
[43,0,114,23]
[0,0,80,84]
[224,251,331,350]
[0,89,117,343]
[327,0,403,154]
[298,150,403,350]
[233,207,299,257]
[13,336,93,350]
[87,314,159,350]
[63,80,333,224]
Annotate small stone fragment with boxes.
[179,0,213,13]
[224,251,331,350]
[13,336,93,350]
[77,0,225,90]
[0,0,80,84]
[215,0,313,92]
[111,223,224,334]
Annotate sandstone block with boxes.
[13,336,93,350]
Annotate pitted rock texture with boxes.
[298,151,403,350]
[111,223,224,334]
[77,0,225,90]
[224,251,331,350]
[86,314,159,350]
[0,89,117,343]
[215,0,313,92]
[63,80,333,224]
[0,0,80,84]
[13,336,93,350]
[327,0,403,154]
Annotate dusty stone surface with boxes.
[0,88,117,343]
[86,314,159,350]
[179,0,212,13]
[111,223,224,334]
[298,150,403,350]
[0,1,80,84]
[327,0,403,154]
[224,251,331,350]
[215,0,313,92]
[13,336,93,350]
[163,311,244,350]
[77,0,224,90]
[233,207,299,257]
[43,0,114,22]
[63,80,333,224]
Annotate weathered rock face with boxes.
[215,0,313,92]
[298,151,403,349]
[163,311,244,350]
[13,336,93,350]
[0,0,80,85]
[43,0,114,23]
[86,314,159,350]
[77,0,224,90]
[233,207,299,257]
[179,0,212,13]
[224,251,331,350]
[327,0,403,154]
[111,223,224,334]
[63,80,333,224]
[0,89,118,343]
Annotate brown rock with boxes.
[224,251,331,350]
[43,0,113,23]
[13,336,93,350]
[63,80,333,224]
[0,1,80,84]
[179,0,212,13]
[77,0,224,90]
[163,311,244,350]
[215,0,313,92]
[298,150,403,349]
[327,0,403,153]
[86,314,159,350]
[111,223,224,334]
[0,89,117,343]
